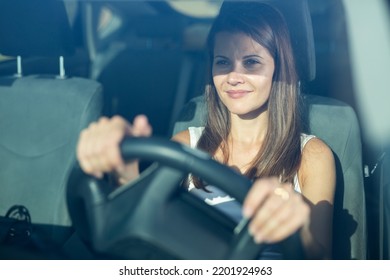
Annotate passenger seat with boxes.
[0,0,102,258]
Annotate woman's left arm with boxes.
[298,137,336,259]
[242,138,335,259]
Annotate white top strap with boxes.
[188,126,205,148]
[293,133,317,192]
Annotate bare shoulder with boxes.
[171,129,190,146]
[299,137,336,201]
[302,137,334,161]
[301,137,336,177]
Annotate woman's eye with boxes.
[244,59,260,66]
[214,59,229,66]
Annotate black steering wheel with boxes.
[66,137,304,259]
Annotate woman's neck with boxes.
[221,111,268,174]
[229,110,268,145]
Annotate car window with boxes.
[168,0,222,18]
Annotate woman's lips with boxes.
[225,90,252,99]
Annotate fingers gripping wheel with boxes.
[66,137,303,259]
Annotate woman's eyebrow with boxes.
[214,55,228,59]
[214,54,264,59]
[243,54,263,59]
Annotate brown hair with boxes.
[194,2,302,187]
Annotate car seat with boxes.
[173,94,366,260]
[172,0,366,260]
[0,0,102,258]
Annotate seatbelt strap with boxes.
[379,149,389,259]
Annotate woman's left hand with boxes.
[242,177,310,244]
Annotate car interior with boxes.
[0,0,388,260]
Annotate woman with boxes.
[77,2,335,259]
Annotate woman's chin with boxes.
[229,105,268,120]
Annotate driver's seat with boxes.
[173,94,366,260]
[172,0,366,260]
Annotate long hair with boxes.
[194,2,302,187]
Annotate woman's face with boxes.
[212,32,275,118]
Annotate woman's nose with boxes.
[227,70,245,85]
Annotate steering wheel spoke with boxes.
[115,162,187,202]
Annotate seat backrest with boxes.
[304,95,366,259]
[0,0,102,252]
[172,0,366,260]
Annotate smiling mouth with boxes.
[225,90,252,99]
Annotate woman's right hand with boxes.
[76,115,152,183]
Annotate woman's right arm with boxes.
[76,115,152,184]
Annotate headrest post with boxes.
[14,55,23,78]
[57,56,67,79]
